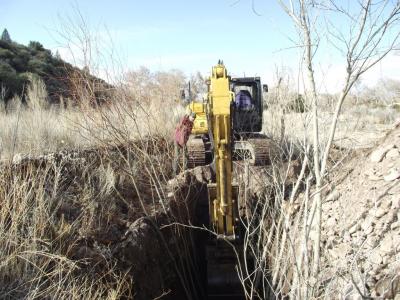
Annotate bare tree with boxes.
[272,0,400,297]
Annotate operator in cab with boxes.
[235,89,254,110]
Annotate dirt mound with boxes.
[317,123,400,298]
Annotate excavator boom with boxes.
[177,61,269,298]
[206,62,238,238]
[205,62,244,299]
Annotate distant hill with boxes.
[0,30,110,105]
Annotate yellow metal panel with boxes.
[187,102,208,134]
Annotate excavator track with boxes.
[247,138,275,165]
[186,136,206,168]
[234,136,277,166]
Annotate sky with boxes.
[1,0,400,92]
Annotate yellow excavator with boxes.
[184,64,270,170]
[185,61,270,237]
[184,61,271,298]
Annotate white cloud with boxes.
[314,53,400,93]
[360,54,400,86]
[276,53,400,94]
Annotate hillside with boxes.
[0,33,110,105]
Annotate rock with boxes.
[344,231,351,242]
[391,197,400,209]
[391,221,400,230]
[349,223,361,234]
[345,292,362,300]
[369,251,383,265]
[374,221,384,231]
[326,236,336,249]
[380,198,393,210]
[365,276,377,288]
[385,211,396,224]
[382,255,390,265]
[326,217,337,228]
[326,190,340,202]
[369,174,383,181]
[374,207,388,219]
[375,276,400,299]
[380,237,395,255]
[384,169,400,181]
[389,184,400,195]
[329,243,351,260]
[386,148,400,158]
[364,225,374,235]
[370,144,395,162]
[362,218,375,235]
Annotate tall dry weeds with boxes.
[0,61,202,299]
[0,160,133,299]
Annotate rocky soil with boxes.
[317,122,400,299]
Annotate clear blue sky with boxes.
[1,0,400,90]
[0,1,298,77]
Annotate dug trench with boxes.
[0,136,302,299]
[150,153,302,299]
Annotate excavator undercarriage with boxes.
[185,132,274,168]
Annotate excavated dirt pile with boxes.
[318,123,400,299]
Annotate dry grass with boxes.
[0,159,132,299]
[263,104,400,150]
[0,77,185,160]
[0,76,187,299]
[1,70,399,299]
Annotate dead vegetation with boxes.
[1,2,400,297]
[1,59,399,299]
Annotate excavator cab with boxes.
[231,77,264,133]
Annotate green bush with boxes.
[28,41,44,52]
[0,48,14,60]
[0,38,110,105]
[1,28,11,43]
[0,61,25,101]
[287,94,307,113]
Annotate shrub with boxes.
[288,94,307,113]
[1,28,11,43]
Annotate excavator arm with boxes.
[178,61,269,298]
[205,62,244,299]
[206,62,239,239]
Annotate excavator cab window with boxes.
[235,89,253,109]
[233,84,257,111]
